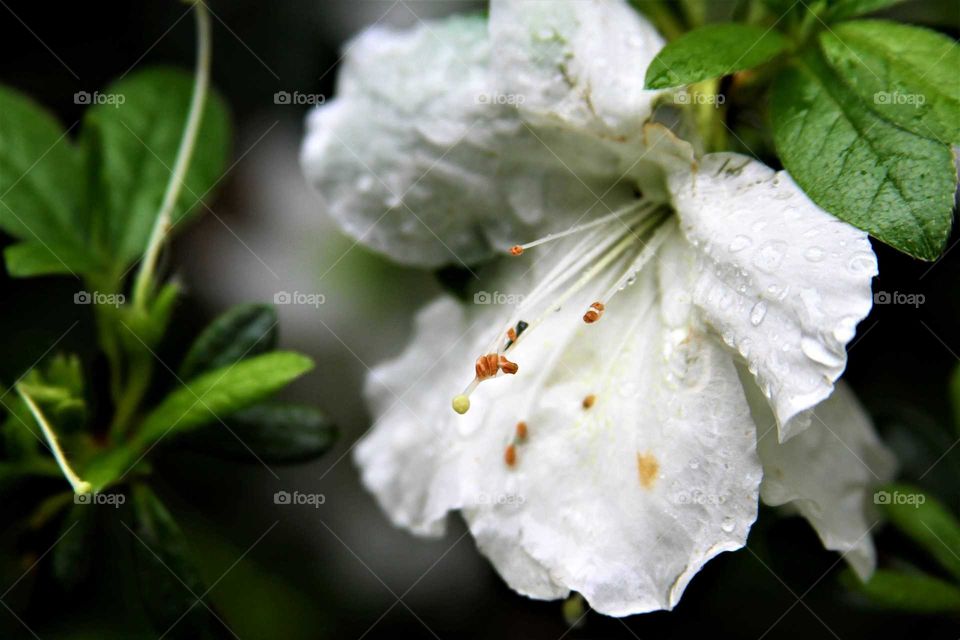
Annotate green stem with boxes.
[131,0,211,311]
[109,354,152,440]
[16,384,91,494]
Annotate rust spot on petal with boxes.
[515,421,528,441]
[582,394,596,409]
[636,452,659,489]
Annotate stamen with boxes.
[515,421,528,441]
[508,201,653,254]
[504,443,517,467]
[475,353,499,380]
[498,355,519,375]
[584,220,674,323]
[583,302,604,324]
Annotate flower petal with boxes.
[744,376,897,578]
[356,233,764,615]
[301,16,526,266]
[668,153,877,441]
[489,0,664,141]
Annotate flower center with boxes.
[451,197,674,415]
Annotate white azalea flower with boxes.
[301,0,896,616]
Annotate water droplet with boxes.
[689,458,700,469]
[804,246,825,262]
[728,235,752,252]
[357,174,374,192]
[848,252,876,275]
[750,301,767,326]
[800,336,843,367]
[753,240,787,274]
[721,518,736,533]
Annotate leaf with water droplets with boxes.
[771,51,956,261]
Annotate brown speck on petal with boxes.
[582,394,596,409]
[636,452,659,489]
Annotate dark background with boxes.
[0,1,958,638]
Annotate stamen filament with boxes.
[509,201,653,254]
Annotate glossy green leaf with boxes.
[81,66,231,267]
[878,483,960,580]
[130,485,219,637]
[843,568,960,613]
[820,20,960,143]
[138,351,312,445]
[770,52,955,260]
[179,304,277,379]
[645,23,788,89]
[185,403,336,464]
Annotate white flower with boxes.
[301,0,896,616]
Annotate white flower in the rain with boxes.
[301,0,896,616]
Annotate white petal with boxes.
[301,16,526,266]
[489,0,664,141]
[356,232,764,615]
[744,375,897,579]
[668,153,877,441]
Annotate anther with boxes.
[509,245,524,256]
[515,421,528,441]
[498,355,519,375]
[504,444,517,467]
[583,301,605,324]
[475,353,499,380]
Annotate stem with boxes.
[131,1,211,311]
[17,384,91,494]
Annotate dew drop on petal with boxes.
[753,240,787,274]
[728,235,752,252]
[848,252,877,275]
[800,336,844,367]
[721,517,736,533]
[750,301,767,326]
[804,246,825,262]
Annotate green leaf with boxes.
[52,502,96,591]
[843,567,960,613]
[819,20,960,143]
[185,403,336,464]
[878,484,960,580]
[825,0,907,21]
[770,52,956,260]
[130,485,219,637]
[0,85,97,276]
[81,66,231,268]
[83,352,312,491]
[645,23,788,89]
[179,303,277,379]
[137,351,313,446]
[3,240,103,277]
